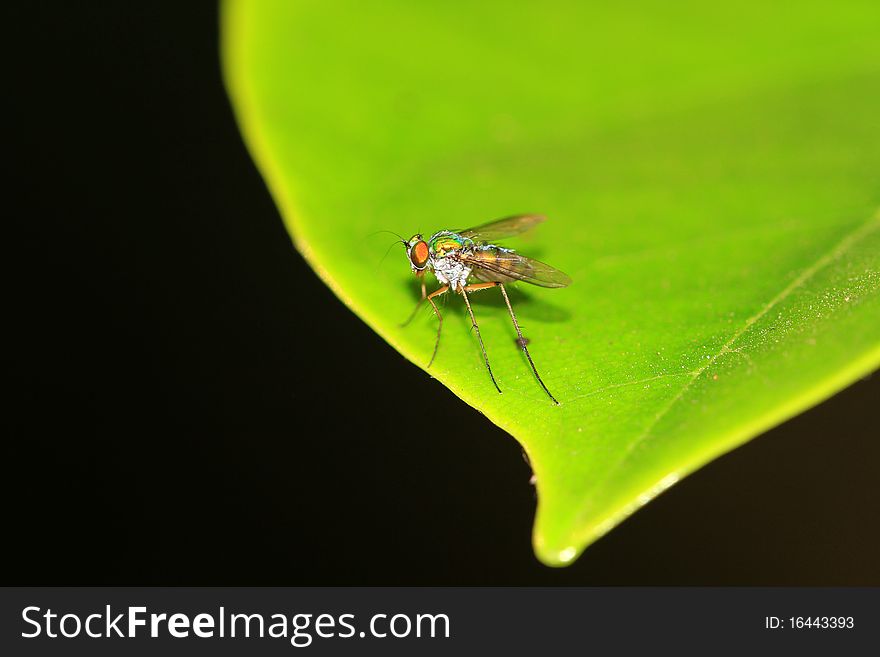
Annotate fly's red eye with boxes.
[411,240,430,268]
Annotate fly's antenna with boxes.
[369,230,410,270]
[368,229,407,242]
[378,239,407,268]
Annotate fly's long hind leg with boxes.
[401,276,427,327]
[460,287,502,394]
[426,285,449,367]
[498,283,559,404]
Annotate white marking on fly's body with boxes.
[431,256,472,291]
[481,244,515,254]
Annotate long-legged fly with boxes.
[401,213,570,404]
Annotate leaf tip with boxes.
[532,523,590,567]
[533,470,686,566]
[535,543,582,567]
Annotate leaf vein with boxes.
[578,209,880,514]
[568,371,695,403]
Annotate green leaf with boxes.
[222,0,880,565]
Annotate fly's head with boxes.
[405,234,430,275]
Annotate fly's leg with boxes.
[497,283,559,405]
[460,287,502,394]
[426,285,449,367]
[461,282,498,294]
[462,281,559,404]
[401,276,427,327]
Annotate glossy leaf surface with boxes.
[223,0,880,564]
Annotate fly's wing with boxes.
[463,247,572,288]
[458,213,546,242]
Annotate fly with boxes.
[401,213,571,404]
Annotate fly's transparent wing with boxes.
[458,213,546,242]
[464,247,571,288]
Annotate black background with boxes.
[7,2,879,585]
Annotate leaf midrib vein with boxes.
[575,209,880,520]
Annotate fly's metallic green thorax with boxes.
[399,213,571,404]
[428,231,474,258]
[425,230,477,292]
